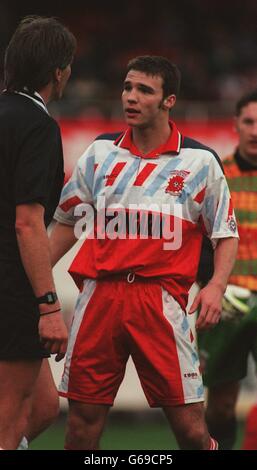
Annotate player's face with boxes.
[235,102,257,162]
[122,70,170,128]
[52,64,71,100]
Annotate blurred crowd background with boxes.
[1,0,257,119]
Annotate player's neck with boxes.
[38,83,54,105]
[132,120,171,156]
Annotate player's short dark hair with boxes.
[126,55,181,98]
[4,16,76,93]
[235,90,257,116]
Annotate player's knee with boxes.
[70,411,104,433]
[67,413,102,450]
[180,426,209,450]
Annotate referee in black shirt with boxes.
[0,16,76,449]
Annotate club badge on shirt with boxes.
[165,170,190,196]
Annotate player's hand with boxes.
[39,311,68,361]
[189,282,224,330]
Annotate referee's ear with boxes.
[54,68,62,84]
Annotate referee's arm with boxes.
[15,202,68,360]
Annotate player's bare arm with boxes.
[190,237,238,329]
[49,222,77,267]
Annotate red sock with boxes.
[242,404,257,450]
[209,437,219,450]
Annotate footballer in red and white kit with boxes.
[51,56,238,450]
[55,120,238,406]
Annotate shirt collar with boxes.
[13,89,49,115]
[114,120,182,159]
[2,87,49,114]
[234,148,257,171]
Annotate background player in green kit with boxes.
[197,90,257,450]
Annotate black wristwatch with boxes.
[36,292,58,305]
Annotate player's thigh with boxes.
[0,359,42,404]
[60,279,129,404]
[31,359,57,406]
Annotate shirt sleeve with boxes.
[14,119,61,208]
[201,157,239,248]
[54,147,94,226]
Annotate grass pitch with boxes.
[29,411,244,450]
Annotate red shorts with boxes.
[59,278,203,407]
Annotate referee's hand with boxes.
[39,311,68,361]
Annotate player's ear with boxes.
[162,94,176,110]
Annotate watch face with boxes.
[37,292,57,305]
[46,292,57,304]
